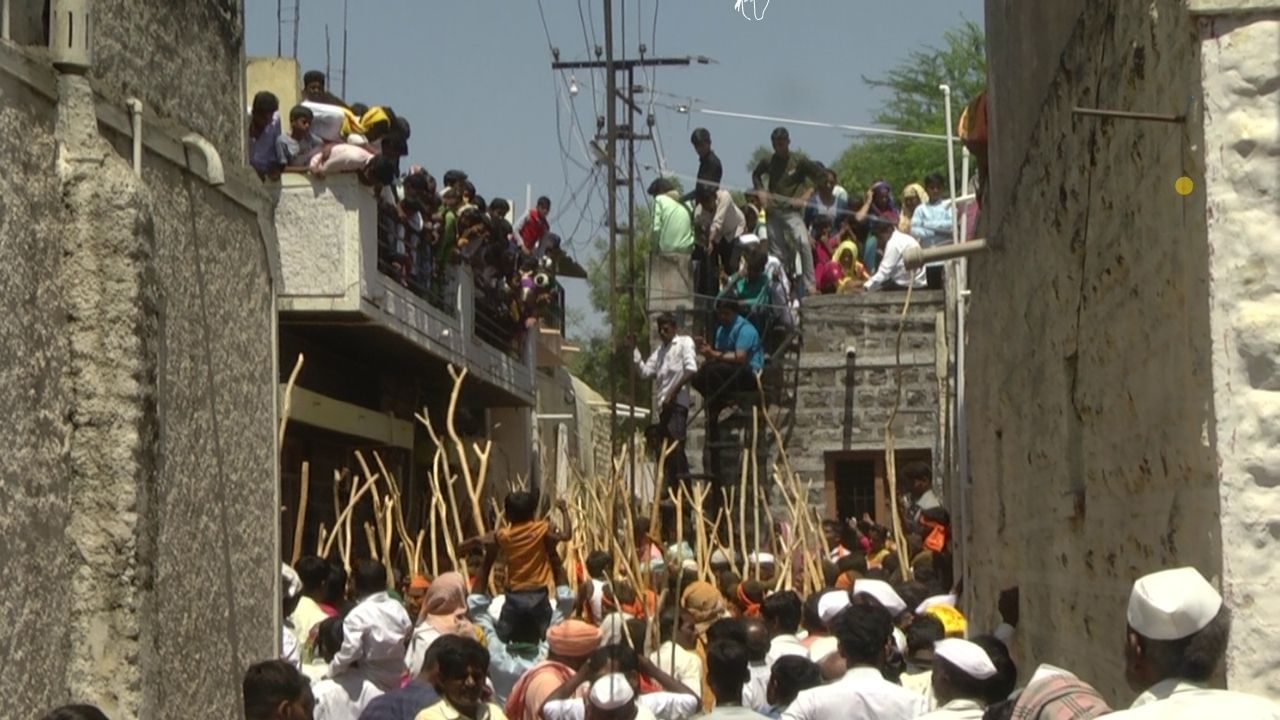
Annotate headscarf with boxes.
[420,572,471,635]
[899,183,929,232]
[681,581,725,630]
[870,181,900,224]
[424,572,467,615]
[1011,671,1111,719]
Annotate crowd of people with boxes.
[247,70,566,353]
[658,126,972,318]
[40,469,1277,720]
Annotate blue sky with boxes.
[245,0,983,337]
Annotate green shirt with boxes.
[653,193,695,253]
[753,153,821,213]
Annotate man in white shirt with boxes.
[761,592,807,668]
[783,603,927,720]
[915,639,1000,720]
[313,616,385,720]
[863,216,926,292]
[650,608,704,697]
[328,559,413,691]
[629,313,698,493]
[742,618,774,712]
[541,644,702,720]
[1106,567,1280,719]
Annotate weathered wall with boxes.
[0,71,75,720]
[0,1,277,715]
[982,0,1088,232]
[967,0,1221,702]
[93,0,245,162]
[1194,4,1280,695]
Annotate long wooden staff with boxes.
[750,407,761,577]
[321,472,380,558]
[290,461,310,565]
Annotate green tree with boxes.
[568,205,654,408]
[833,19,986,198]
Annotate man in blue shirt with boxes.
[909,173,954,290]
[693,295,764,411]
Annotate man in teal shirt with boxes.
[649,178,695,253]
[693,295,764,415]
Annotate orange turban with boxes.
[410,575,431,591]
[547,620,603,657]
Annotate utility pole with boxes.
[549,18,692,471]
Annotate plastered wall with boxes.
[967,0,1222,703]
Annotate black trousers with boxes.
[692,360,756,409]
[658,404,691,497]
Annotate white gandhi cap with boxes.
[934,638,998,679]
[818,591,851,625]
[852,579,908,616]
[589,673,635,710]
[1127,566,1223,641]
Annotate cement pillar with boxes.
[56,72,157,719]
[1192,0,1280,695]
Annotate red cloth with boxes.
[518,209,549,250]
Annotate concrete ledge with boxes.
[1189,0,1280,14]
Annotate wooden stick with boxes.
[721,487,737,572]
[750,407,761,577]
[413,528,426,577]
[278,353,305,454]
[371,451,417,564]
[290,461,310,565]
[317,522,328,558]
[321,472,380,558]
[364,522,379,561]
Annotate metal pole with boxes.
[605,0,618,456]
[956,148,972,614]
[627,63,638,502]
[1072,106,1185,123]
[276,0,282,56]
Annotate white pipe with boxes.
[126,98,143,176]
[940,84,959,243]
[956,147,971,615]
[698,107,951,142]
[181,132,225,186]
[903,239,988,271]
[2,0,11,42]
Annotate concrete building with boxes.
[0,2,277,719]
[271,171,539,562]
[965,0,1280,702]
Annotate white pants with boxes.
[767,210,814,290]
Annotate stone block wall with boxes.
[966,0,1280,702]
[682,291,945,517]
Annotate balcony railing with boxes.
[269,173,535,404]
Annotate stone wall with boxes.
[0,3,278,716]
[682,291,945,517]
[0,71,76,720]
[966,0,1267,703]
[93,0,246,162]
[1194,3,1280,696]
